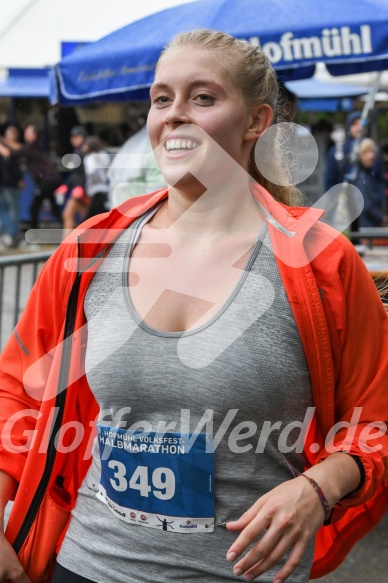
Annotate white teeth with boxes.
[165,139,200,152]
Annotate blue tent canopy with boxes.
[285,78,368,111]
[0,68,52,98]
[53,0,388,104]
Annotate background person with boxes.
[0,125,23,248]
[69,125,88,156]
[323,111,385,229]
[62,135,110,232]
[82,136,111,220]
[0,30,387,583]
[58,127,87,232]
[353,138,385,227]
[0,124,63,230]
[324,112,363,193]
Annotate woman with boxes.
[353,138,385,228]
[0,30,387,583]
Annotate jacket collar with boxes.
[70,184,324,270]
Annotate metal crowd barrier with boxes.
[0,250,54,350]
[348,227,388,248]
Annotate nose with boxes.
[164,97,191,126]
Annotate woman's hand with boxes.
[225,453,361,582]
[0,531,31,583]
[225,476,325,582]
[0,143,10,158]
[0,472,31,582]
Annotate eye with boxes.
[151,95,171,107]
[195,93,215,105]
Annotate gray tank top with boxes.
[58,205,314,582]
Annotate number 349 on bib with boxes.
[109,461,175,501]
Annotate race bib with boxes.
[96,424,215,533]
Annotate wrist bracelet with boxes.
[300,473,332,522]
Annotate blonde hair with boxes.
[358,138,377,156]
[157,29,300,205]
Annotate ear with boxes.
[244,104,273,142]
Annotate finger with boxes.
[272,542,306,583]
[239,536,305,581]
[226,512,270,563]
[226,512,262,530]
[231,524,283,577]
[226,498,266,532]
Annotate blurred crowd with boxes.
[0,112,387,252]
[0,120,165,251]
[323,111,387,232]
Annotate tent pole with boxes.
[360,71,382,128]
[349,71,382,163]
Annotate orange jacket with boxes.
[1,185,387,582]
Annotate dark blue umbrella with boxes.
[53,0,388,104]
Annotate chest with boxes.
[85,228,311,425]
[128,230,257,333]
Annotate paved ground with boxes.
[315,512,388,582]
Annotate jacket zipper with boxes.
[13,242,83,554]
[256,201,296,237]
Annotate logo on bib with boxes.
[157,516,175,531]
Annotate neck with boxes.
[155,177,263,240]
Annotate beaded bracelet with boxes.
[300,474,332,522]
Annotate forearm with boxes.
[303,452,361,508]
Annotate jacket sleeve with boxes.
[324,146,341,192]
[362,195,383,226]
[315,237,388,507]
[0,243,76,484]
[374,153,386,203]
[354,172,383,226]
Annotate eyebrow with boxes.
[150,80,226,94]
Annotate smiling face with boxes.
[147,47,267,196]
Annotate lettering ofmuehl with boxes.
[249,25,373,64]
